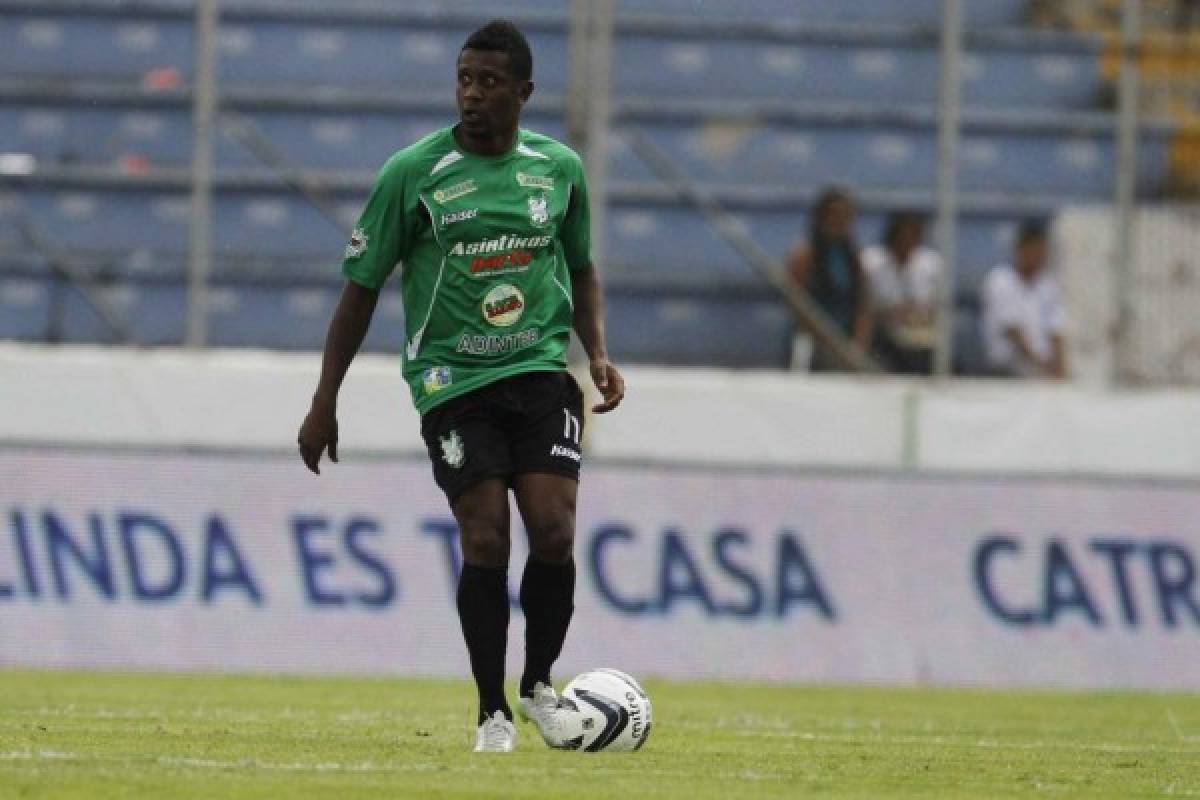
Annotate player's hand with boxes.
[590,358,625,414]
[297,398,338,474]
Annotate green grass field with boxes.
[0,671,1196,799]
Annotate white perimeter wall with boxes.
[3,343,1200,478]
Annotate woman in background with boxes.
[861,211,942,374]
[787,187,873,371]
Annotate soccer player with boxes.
[296,19,624,752]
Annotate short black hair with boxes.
[462,19,533,81]
[1016,219,1048,248]
[883,210,926,248]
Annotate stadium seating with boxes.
[0,0,1179,370]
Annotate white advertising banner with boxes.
[1,447,1198,690]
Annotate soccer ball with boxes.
[558,668,653,752]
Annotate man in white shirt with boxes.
[981,221,1068,379]
[862,211,942,374]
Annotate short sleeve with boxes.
[341,154,415,290]
[985,270,1022,330]
[558,154,592,272]
[1045,281,1067,334]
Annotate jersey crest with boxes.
[528,194,550,227]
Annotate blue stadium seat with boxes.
[0,106,189,168]
[0,15,191,81]
[206,282,399,351]
[217,23,568,92]
[59,280,186,345]
[219,111,567,171]
[0,274,51,340]
[617,0,1028,28]
[207,283,335,349]
[606,290,794,368]
[952,304,990,376]
[615,36,1102,110]
[0,13,568,91]
[613,121,1169,199]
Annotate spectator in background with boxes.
[787,187,872,370]
[981,220,1067,379]
[861,211,942,374]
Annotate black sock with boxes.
[519,556,576,697]
[456,562,512,724]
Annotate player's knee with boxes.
[456,501,510,567]
[528,514,575,564]
[461,523,510,567]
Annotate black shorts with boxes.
[420,370,585,505]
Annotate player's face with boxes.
[456,49,532,141]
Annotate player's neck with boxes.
[454,124,519,157]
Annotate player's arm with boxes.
[1002,326,1056,378]
[298,281,379,474]
[298,152,409,473]
[1048,334,1067,380]
[559,150,624,414]
[787,244,812,287]
[852,268,874,352]
[571,265,624,413]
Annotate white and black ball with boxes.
[558,668,653,752]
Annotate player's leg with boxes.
[452,478,514,726]
[513,472,578,696]
[420,390,517,743]
[501,371,585,747]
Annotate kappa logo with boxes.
[440,430,465,469]
[433,179,478,204]
[440,208,478,226]
[550,444,581,462]
[528,194,550,227]
[344,227,369,259]
[517,172,555,190]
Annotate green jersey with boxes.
[341,126,592,414]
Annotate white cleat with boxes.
[517,682,576,749]
[473,711,517,753]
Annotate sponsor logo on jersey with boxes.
[550,444,582,462]
[448,234,553,257]
[440,208,478,227]
[455,327,540,356]
[439,430,465,469]
[517,172,555,190]
[481,284,525,327]
[344,227,369,259]
[432,179,477,204]
[422,366,452,395]
[528,194,550,227]
[471,250,533,276]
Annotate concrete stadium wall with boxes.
[1,344,1198,689]
[4,343,1200,477]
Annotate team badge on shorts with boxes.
[528,194,549,227]
[440,430,465,469]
